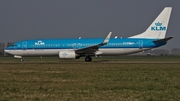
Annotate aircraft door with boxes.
[72,43,82,49]
[139,40,143,49]
[77,43,82,49]
[22,41,27,50]
[72,43,76,49]
[13,43,17,49]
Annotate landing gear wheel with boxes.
[20,58,24,62]
[85,56,92,62]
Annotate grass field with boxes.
[0,56,180,101]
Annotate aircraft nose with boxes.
[4,49,10,53]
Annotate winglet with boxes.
[102,32,112,45]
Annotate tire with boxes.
[85,56,92,62]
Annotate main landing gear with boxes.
[85,56,92,62]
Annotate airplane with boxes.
[5,7,173,62]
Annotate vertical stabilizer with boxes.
[130,7,172,39]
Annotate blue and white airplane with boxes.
[5,7,173,62]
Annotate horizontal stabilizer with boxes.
[153,36,174,43]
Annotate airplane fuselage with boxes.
[5,38,166,56]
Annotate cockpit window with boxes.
[9,44,17,47]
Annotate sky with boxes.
[0,0,179,49]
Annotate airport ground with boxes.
[0,56,180,101]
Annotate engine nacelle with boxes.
[59,51,76,59]
[14,55,23,59]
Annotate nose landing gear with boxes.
[20,58,24,62]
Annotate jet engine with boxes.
[59,50,76,59]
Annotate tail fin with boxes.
[130,7,172,39]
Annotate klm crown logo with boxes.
[62,53,68,56]
[151,22,166,31]
[155,22,162,26]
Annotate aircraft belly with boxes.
[10,48,152,56]
[10,49,62,56]
[99,48,151,55]
[26,50,58,56]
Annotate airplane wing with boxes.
[75,32,112,54]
